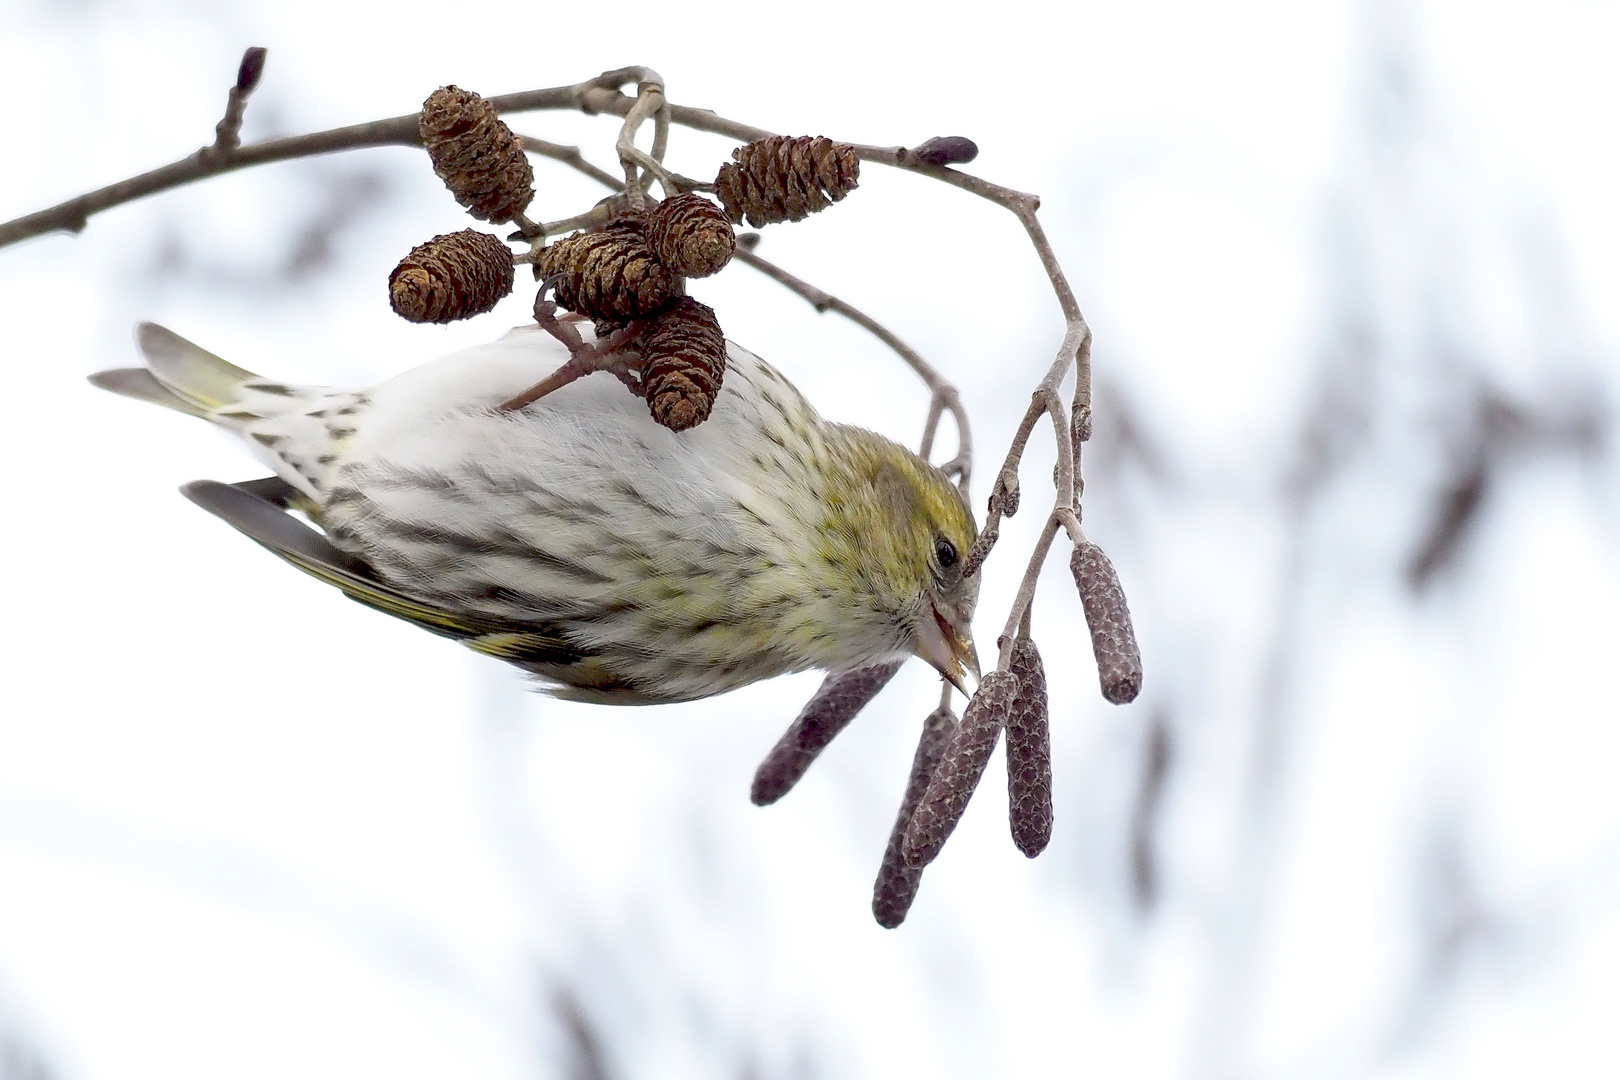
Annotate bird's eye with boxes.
[934,538,958,569]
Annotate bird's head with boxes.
[819,428,981,691]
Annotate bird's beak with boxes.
[914,601,980,696]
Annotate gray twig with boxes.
[872,704,958,928]
[730,246,972,489]
[516,135,625,192]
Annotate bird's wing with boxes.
[180,479,585,666]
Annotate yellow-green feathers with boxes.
[815,426,976,605]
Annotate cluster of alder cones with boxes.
[388,85,860,431]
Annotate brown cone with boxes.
[714,136,860,227]
[537,220,678,324]
[389,229,514,323]
[419,86,535,224]
[641,297,726,432]
[647,193,736,278]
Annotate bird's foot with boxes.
[499,302,646,412]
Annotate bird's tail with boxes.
[89,322,261,419]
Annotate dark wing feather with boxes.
[180,479,584,665]
[228,475,304,508]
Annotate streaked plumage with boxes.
[92,322,979,704]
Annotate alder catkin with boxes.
[538,221,677,324]
[640,297,727,432]
[902,670,1017,867]
[648,193,735,278]
[419,86,535,224]
[388,229,514,323]
[872,706,958,928]
[751,662,904,806]
[714,136,860,227]
[1005,637,1053,857]
[1070,541,1144,704]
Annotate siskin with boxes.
[91,323,980,704]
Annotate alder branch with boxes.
[0,81,577,249]
[731,240,971,487]
[2,58,1118,688]
[8,57,1142,920]
[613,75,667,209]
[516,135,624,192]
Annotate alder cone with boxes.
[538,222,677,324]
[419,85,535,224]
[641,297,726,432]
[648,193,735,278]
[389,229,514,323]
[714,135,860,227]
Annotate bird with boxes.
[90,322,980,704]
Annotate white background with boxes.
[2,0,1619,1077]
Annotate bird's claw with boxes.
[499,312,647,413]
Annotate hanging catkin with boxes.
[1005,636,1053,857]
[1070,542,1143,704]
[902,670,1017,867]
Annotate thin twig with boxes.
[996,512,1085,664]
[613,79,667,209]
[920,397,947,463]
[507,210,544,241]
[731,246,972,490]
[202,47,268,164]
[537,205,615,241]
[0,83,592,248]
[516,134,625,191]
[644,99,671,198]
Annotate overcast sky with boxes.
[3,2,1619,1078]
